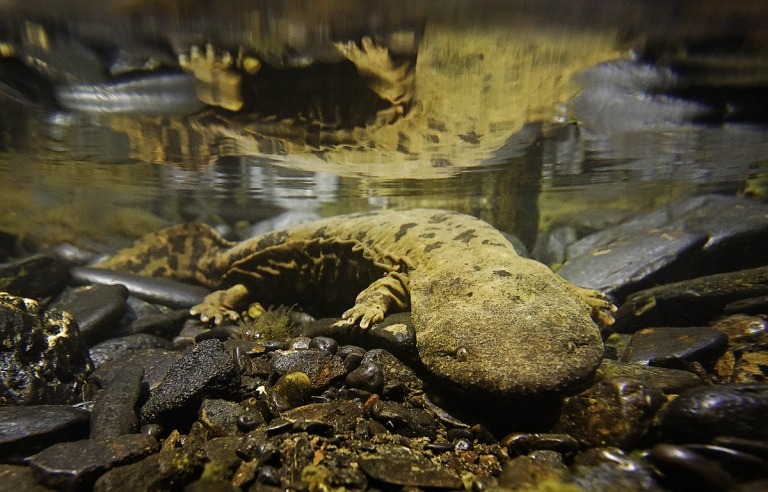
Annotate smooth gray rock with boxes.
[0,406,90,460]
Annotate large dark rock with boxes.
[0,253,71,300]
[89,334,175,369]
[89,362,144,440]
[93,448,205,492]
[559,195,768,301]
[0,292,93,405]
[621,326,728,367]
[658,384,768,443]
[30,434,159,491]
[614,266,768,332]
[139,339,240,428]
[270,349,346,391]
[359,443,462,489]
[0,464,57,492]
[0,405,90,460]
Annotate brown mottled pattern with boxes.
[97,209,606,397]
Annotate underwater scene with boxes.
[1,1,768,490]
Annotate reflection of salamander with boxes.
[97,209,614,397]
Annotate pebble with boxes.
[345,362,385,394]
[551,378,665,448]
[712,314,768,343]
[572,447,660,492]
[684,444,768,480]
[89,362,144,440]
[270,372,312,413]
[621,326,728,367]
[658,383,768,442]
[198,399,251,437]
[361,349,423,397]
[0,292,93,405]
[139,339,240,428]
[87,348,180,397]
[497,450,572,490]
[0,405,90,460]
[308,336,337,353]
[267,401,365,435]
[71,266,210,309]
[50,284,129,346]
[0,464,57,492]
[29,434,159,491]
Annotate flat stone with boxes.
[361,349,423,396]
[88,348,180,395]
[0,405,90,460]
[90,362,144,440]
[0,292,93,405]
[658,384,768,442]
[266,401,364,436]
[551,378,665,449]
[621,326,728,367]
[198,399,248,437]
[596,359,702,394]
[139,339,240,428]
[614,266,768,332]
[359,444,462,489]
[30,434,159,491]
[93,448,205,492]
[498,450,571,490]
[501,433,581,458]
[650,443,736,492]
[369,400,437,439]
[89,334,175,369]
[572,447,660,492]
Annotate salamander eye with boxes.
[456,347,469,362]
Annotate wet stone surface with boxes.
[2,193,768,491]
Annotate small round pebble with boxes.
[236,412,263,433]
[345,362,384,394]
[141,424,163,439]
[288,337,311,350]
[309,336,338,354]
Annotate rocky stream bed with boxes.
[1,193,768,492]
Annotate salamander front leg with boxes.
[341,271,410,328]
[190,284,250,324]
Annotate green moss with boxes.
[237,305,293,341]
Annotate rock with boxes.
[0,292,93,405]
[712,436,768,462]
[0,464,57,492]
[308,336,337,354]
[501,433,581,458]
[658,384,768,442]
[369,400,437,439]
[0,405,90,460]
[202,436,243,478]
[712,314,768,343]
[551,378,665,449]
[301,464,368,492]
[87,348,180,394]
[270,372,312,413]
[345,362,384,394]
[89,334,175,369]
[359,443,462,489]
[532,226,577,267]
[92,448,205,492]
[127,309,191,338]
[0,253,71,300]
[361,349,423,397]
[497,450,572,491]
[266,401,364,436]
[614,266,768,332]
[595,360,702,394]
[650,443,736,492]
[30,434,159,491]
[621,326,728,367]
[198,399,249,437]
[270,349,345,391]
[90,362,144,439]
[50,284,129,346]
[71,266,210,309]
[560,195,768,300]
[572,447,661,492]
[139,339,240,428]
[684,444,768,480]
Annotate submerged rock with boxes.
[0,405,90,460]
[0,292,93,405]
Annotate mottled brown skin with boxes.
[97,209,614,396]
